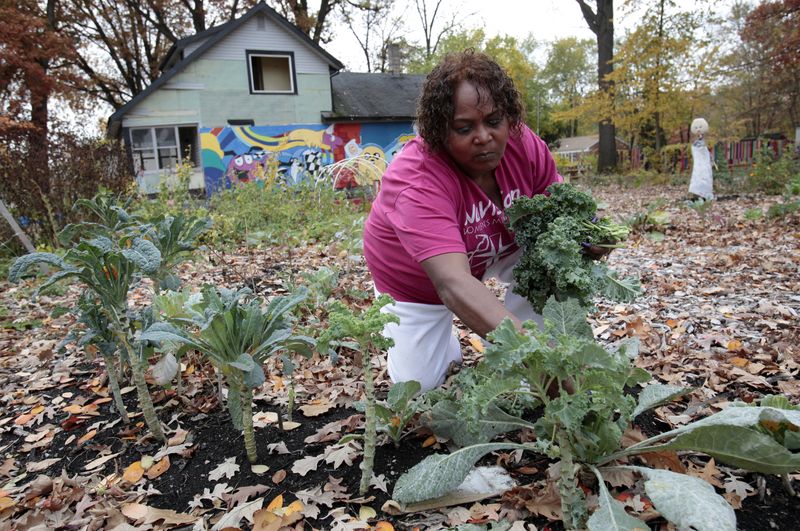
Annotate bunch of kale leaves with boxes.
[506,182,640,312]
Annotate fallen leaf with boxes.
[121,502,197,525]
[359,506,376,521]
[730,357,749,368]
[291,454,324,476]
[26,458,61,473]
[727,340,743,352]
[422,435,437,448]
[209,457,239,481]
[281,421,301,431]
[84,451,123,471]
[146,456,170,479]
[266,494,284,511]
[0,458,16,477]
[299,400,334,417]
[77,429,97,446]
[373,522,394,531]
[468,335,485,353]
[251,464,269,475]
[271,469,286,484]
[0,496,15,511]
[123,461,145,483]
[168,428,188,446]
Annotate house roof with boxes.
[555,135,601,153]
[107,1,344,136]
[555,135,630,153]
[322,72,426,122]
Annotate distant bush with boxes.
[747,146,799,195]
[134,179,364,250]
[0,130,133,252]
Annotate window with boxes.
[247,51,296,94]
[130,126,198,173]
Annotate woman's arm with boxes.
[420,252,521,337]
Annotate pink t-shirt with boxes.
[363,125,562,304]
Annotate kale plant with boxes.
[506,183,640,312]
[394,298,800,529]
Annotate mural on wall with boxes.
[200,122,415,195]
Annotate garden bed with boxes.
[1,185,798,529]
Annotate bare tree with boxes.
[413,0,463,60]
[341,0,405,72]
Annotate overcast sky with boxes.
[323,0,744,72]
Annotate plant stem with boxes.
[102,353,129,423]
[242,386,257,463]
[130,350,166,441]
[557,430,587,530]
[359,343,377,496]
[287,378,295,423]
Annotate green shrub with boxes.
[204,181,363,248]
[748,146,800,195]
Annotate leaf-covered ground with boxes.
[1,185,798,530]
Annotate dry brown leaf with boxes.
[373,522,394,531]
[0,496,15,511]
[422,435,437,448]
[145,456,170,479]
[77,429,97,446]
[271,469,286,484]
[121,502,197,525]
[84,451,123,471]
[640,450,686,473]
[25,458,61,473]
[122,461,145,483]
[168,428,188,446]
[468,335,485,353]
[0,458,16,478]
[299,400,334,417]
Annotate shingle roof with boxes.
[556,135,600,153]
[324,72,426,122]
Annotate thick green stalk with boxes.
[557,431,587,530]
[287,379,295,423]
[242,384,257,463]
[131,353,166,441]
[359,343,376,495]
[102,353,129,423]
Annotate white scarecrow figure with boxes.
[688,117,714,200]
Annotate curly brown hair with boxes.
[415,49,525,153]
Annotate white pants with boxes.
[379,249,542,392]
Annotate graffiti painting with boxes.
[200,122,415,196]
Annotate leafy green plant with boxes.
[506,183,640,312]
[767,200,800,219]
[354,380,422,447]
[395,298,800,530]
[748,146,800,195]
[141,285,313,463]
[9,233,166,440]
[686,197,714,219]
[142,214,213,292]
[318,295,399,495]
[8,193,211,442]
[744,207,764,221]
[624,199,671,241]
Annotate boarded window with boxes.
[248,52,295,93]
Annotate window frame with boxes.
[129,125,198,174]
[246,50,297,95]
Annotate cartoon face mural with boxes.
[200,122,415,196]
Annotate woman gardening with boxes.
[364,50,603,391]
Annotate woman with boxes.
[363,50,563,391]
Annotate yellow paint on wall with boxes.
[200,132,223,157]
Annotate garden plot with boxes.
[0,185,798,530]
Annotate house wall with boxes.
[121,12,341,193]
[200,122,415,195]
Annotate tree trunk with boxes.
[577,0,618,173]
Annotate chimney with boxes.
[387,43,401,75]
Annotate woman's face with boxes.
[444,80,510,181]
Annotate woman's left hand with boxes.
[581,242,614,260]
